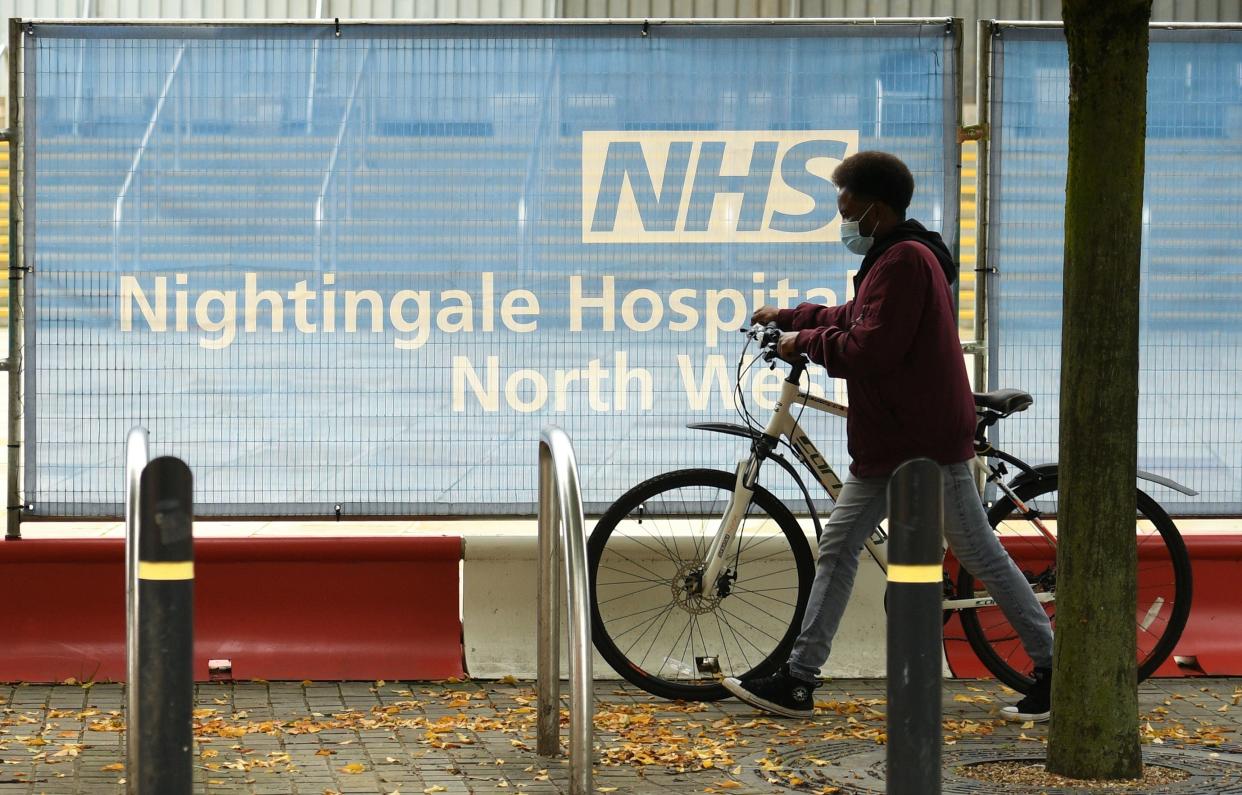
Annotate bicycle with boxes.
[588,323,1194,701]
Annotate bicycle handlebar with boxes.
[742,323,808,371]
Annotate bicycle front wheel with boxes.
[589,469,815,701]
[957,471,1192,692]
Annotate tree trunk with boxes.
[1046,0,1152,781]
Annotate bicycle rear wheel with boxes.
[957,471,1192,692]
[588,469,814,701]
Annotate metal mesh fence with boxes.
[23,20,960,517]
[987,24,1242,515]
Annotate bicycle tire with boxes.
[588,468,815,701]
[957,471,1192,692]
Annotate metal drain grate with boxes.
[740,740,1242,794]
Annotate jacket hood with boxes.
[852,219,958,292]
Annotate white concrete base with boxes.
[463,531,892,680]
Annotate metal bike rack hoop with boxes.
[535,425,592,795]
[124,426,149,795]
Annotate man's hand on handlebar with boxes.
[750,305,780,326]
[777,331,800,360]
[742,322,805,368]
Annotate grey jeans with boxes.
[787,460,1054,681]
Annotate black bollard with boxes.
[136,457,194,795]
[886,458,944,795]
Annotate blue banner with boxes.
[988,25,1242,514]
[27,21,959,516]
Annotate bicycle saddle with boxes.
[973,389,1033,414]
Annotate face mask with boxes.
[840,203,876,255]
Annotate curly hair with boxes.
[831,151,915,214]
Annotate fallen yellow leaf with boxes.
[718,782,743,790]
[339,763,366,774]
[952,694,993,704]
[423,787,447,794]
[101,763,124,772]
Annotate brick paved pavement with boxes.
[0,677,1239,794]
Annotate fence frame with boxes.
[5,18,25,540]
[7,15,963,530]
[978,19,1242,516]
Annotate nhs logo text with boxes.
[581,130,858,243]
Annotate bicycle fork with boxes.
[695,454,762,598]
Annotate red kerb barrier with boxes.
[945,534,1242,679]
[0,537,464,682]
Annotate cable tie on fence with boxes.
[641,20,649,37]
[335,18,341,38]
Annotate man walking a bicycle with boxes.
[723,151,1055,722]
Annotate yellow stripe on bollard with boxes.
[886,564,942,583]
[137,561,194,580]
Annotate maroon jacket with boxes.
[777,224,975,478]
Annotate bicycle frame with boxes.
[696,360,1054,612]
[698,367,846,598]
[695,333,1195,614]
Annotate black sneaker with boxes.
[722,664,817,718]
[1001,666,1051,722]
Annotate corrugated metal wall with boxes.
[3,0,1238,22]
[2,0,1237,101]
[0,1,555,18]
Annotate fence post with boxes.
[5,19,25,542]
[886,458,944,795]
[136,456,194,795]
